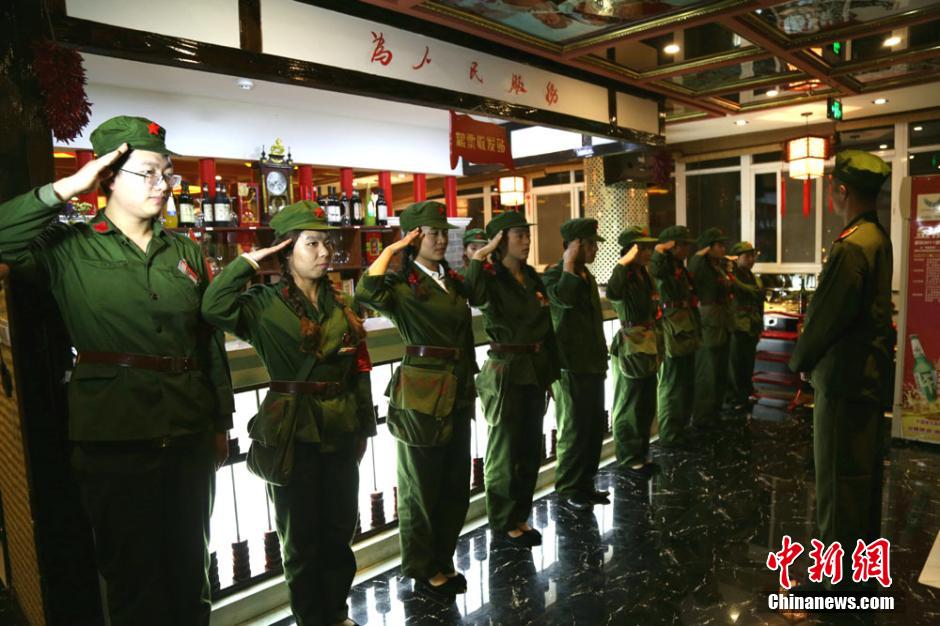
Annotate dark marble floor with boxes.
[271,413,940,625]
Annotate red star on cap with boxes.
[439,207,445,216]
[147,122,161,136]
[315,207,325,219]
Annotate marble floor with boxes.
[268,413,940,625]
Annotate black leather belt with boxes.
[77,351,196,373]
[405,345,461,360]
[269,380,345,398]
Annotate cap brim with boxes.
[635,236,658,243]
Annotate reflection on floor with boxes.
[274,414,940,625]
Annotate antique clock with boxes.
[257,138,294,224]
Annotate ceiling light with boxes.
[236,78,255,90]
[883,36,901,47]
[872,98,888,105]
[909,155,915,159]
[396,173,405,179]
[766,88,779,97]
[879,144,888,149]
[914,125,923,131]
[663,43,680,55]
[735,120,749,126]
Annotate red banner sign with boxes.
[450,111,513,170]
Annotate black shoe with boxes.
[564,495,593,511]
[643,461,661,475]
[588,490,610,504]
[446,572,467,592]
[622,464,652,480]
[499,531,534,548]
[414,578,456,601]
[522,528,542,545]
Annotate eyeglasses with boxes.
[120,169,182,189]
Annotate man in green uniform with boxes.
[607,226,660,477]
[790,150,893,583]
[202,202,375,626]
[460,228,488,272]
[725,241,764,417]
[649,225,698,446]
[0,117,233,625]
[689,227,733,428]
[542,218,609,511]
[356,201,477,598]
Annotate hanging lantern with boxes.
[785,112,830,217]
[498,176,525,207]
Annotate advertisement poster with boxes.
[898,175,940,442]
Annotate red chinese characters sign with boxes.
[449,111,513,170]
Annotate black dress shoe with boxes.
[593,488,610,497]
[522,528,542,545]
[500,531,534,548]
[446,572,467,592]
[564,495,593,511]
[415,577,462,598]
[622,465,652,480]
[588,490,610,504]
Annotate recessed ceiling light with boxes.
[883,36,901,47]
[879,144,888,149]
[914,125,924,131]
[735,120,749,126]
[236,78,255,90]
[873,98,888,105]
[664,43,681,55]
[766,88,779,97]
[909,155,915,159]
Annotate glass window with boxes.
[532,172,572,187]
[460,196,484,231]
[909,118,940,148]
[649,179,676,237]
[837,126,893,152]
[686,157,740,171]
[686,171,741,242]
[535,191,572,263]
[753,151,783,164]
[909,150,940,176]
[754,172,778,263]
[780,177,816,263]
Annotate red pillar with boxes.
[378,171,393,209]
[75,150,99,207]
[444,176,457,217]
[340,167,354,198]
[413,173,427,202]
[199,158,217,199]
[297,164,314,201]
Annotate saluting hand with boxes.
[472,230,502,261]
[244,238,293,265]
[654,240,675,254]
[563,238,582,272]
[52,143,130,201]
[618,244,639,266]
[695,245,711,257]
[385,228,422,255]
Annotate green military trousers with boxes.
[693,342,730,426]
[484,384,546,532]
[397,406,472,580]
[814,388,885,582]
[267,439,360,626]
[726,332,759,410]
[71,434,215,626]
[657,354,694,445]
[612,362,658,467]
[552,371,606,498]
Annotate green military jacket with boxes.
[542,260,607,375]
[649,250,699,357]
[356,262,478,446]
[790,212,894,405]
[606,262,660,379]
[0,184,234,440]
[463,258,560,390]
[730,266,764,338]
[689,254,734,348]
[202,256,375,447]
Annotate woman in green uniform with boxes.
[463,211,560,546]
[607,226,660,477]
[355,201,477,599]
[460,228,488,272]
[201,201,375,626]
[724,241,764,417]
[0,117,233,626]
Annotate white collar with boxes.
[414,260,444,280]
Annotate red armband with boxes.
[356,341,373,373]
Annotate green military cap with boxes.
[617,225,658,249]
[268,200,335,237]
[485,210,535,239]
[462,228,488,246]
[89,115,179,156]
[832,149,891,194]
[697,227,728,249]
[729,241,757,256]
[560,218,605,242]
[658,225,696,243]
[399,201,455,232]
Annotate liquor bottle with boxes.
[164,192,179,228]
[364,190,377,227]
[201,183,215,226]
[214,182,234,227]
[327,187,342,226]
[339,191,350,226]
[910,334,937,402]
[178,181,195,227]
[376,189,389,226]
[351,190,363,226]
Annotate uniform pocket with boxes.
[476,360,510,427]
[699,304,730,348]
[391,364,458,417]
[246,391,301,485]
[154,266,201,311]
[662,308,699,358]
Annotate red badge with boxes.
[93,221,108,233]
[148,121,161,136]
[447,268,464,282]
[356,341,373,373]
[177,259,200,285]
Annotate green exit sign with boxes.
[827,97,843,121]
[832,41,843,55]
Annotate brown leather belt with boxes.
[405,345,461,360]
[490,342,541,354]
[622,321,655,330]
[77,351,196,373]
[269,380,344,398]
